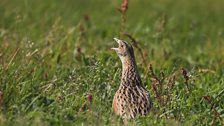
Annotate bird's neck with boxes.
[121,57,141,87]
[121,58,136,73]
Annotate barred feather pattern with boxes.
[113,59,152,119]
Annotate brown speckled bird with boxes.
[111,38,152,119]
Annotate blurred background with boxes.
[1,0,224,65]
[0,0,223,125]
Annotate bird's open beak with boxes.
[111,38,121,51]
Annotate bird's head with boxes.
[111,38,135,64]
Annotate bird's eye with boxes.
[120,44,124,48]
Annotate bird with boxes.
[111,38,152,119]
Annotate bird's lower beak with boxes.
[111,47,119,51]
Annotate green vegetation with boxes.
[0,0,223,125]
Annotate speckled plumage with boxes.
[112,38,152,119]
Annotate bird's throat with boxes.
[121,58,141,86]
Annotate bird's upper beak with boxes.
[111,38,121,51]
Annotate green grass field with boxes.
[0,0,224,125]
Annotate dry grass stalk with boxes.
[0,91,3,108]
[202,95,223,125]
[119,0,128,14]
[148,64,177,108]
[79,94,93,112]
[124,33,147,67]
[118,0,129,37]
[148,64,162,103]
[180,68,190,93]
[5,48,20,70]
[74,21,85,60]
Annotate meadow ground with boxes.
[0,0,224,125]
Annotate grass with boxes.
[0,0,224,125]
